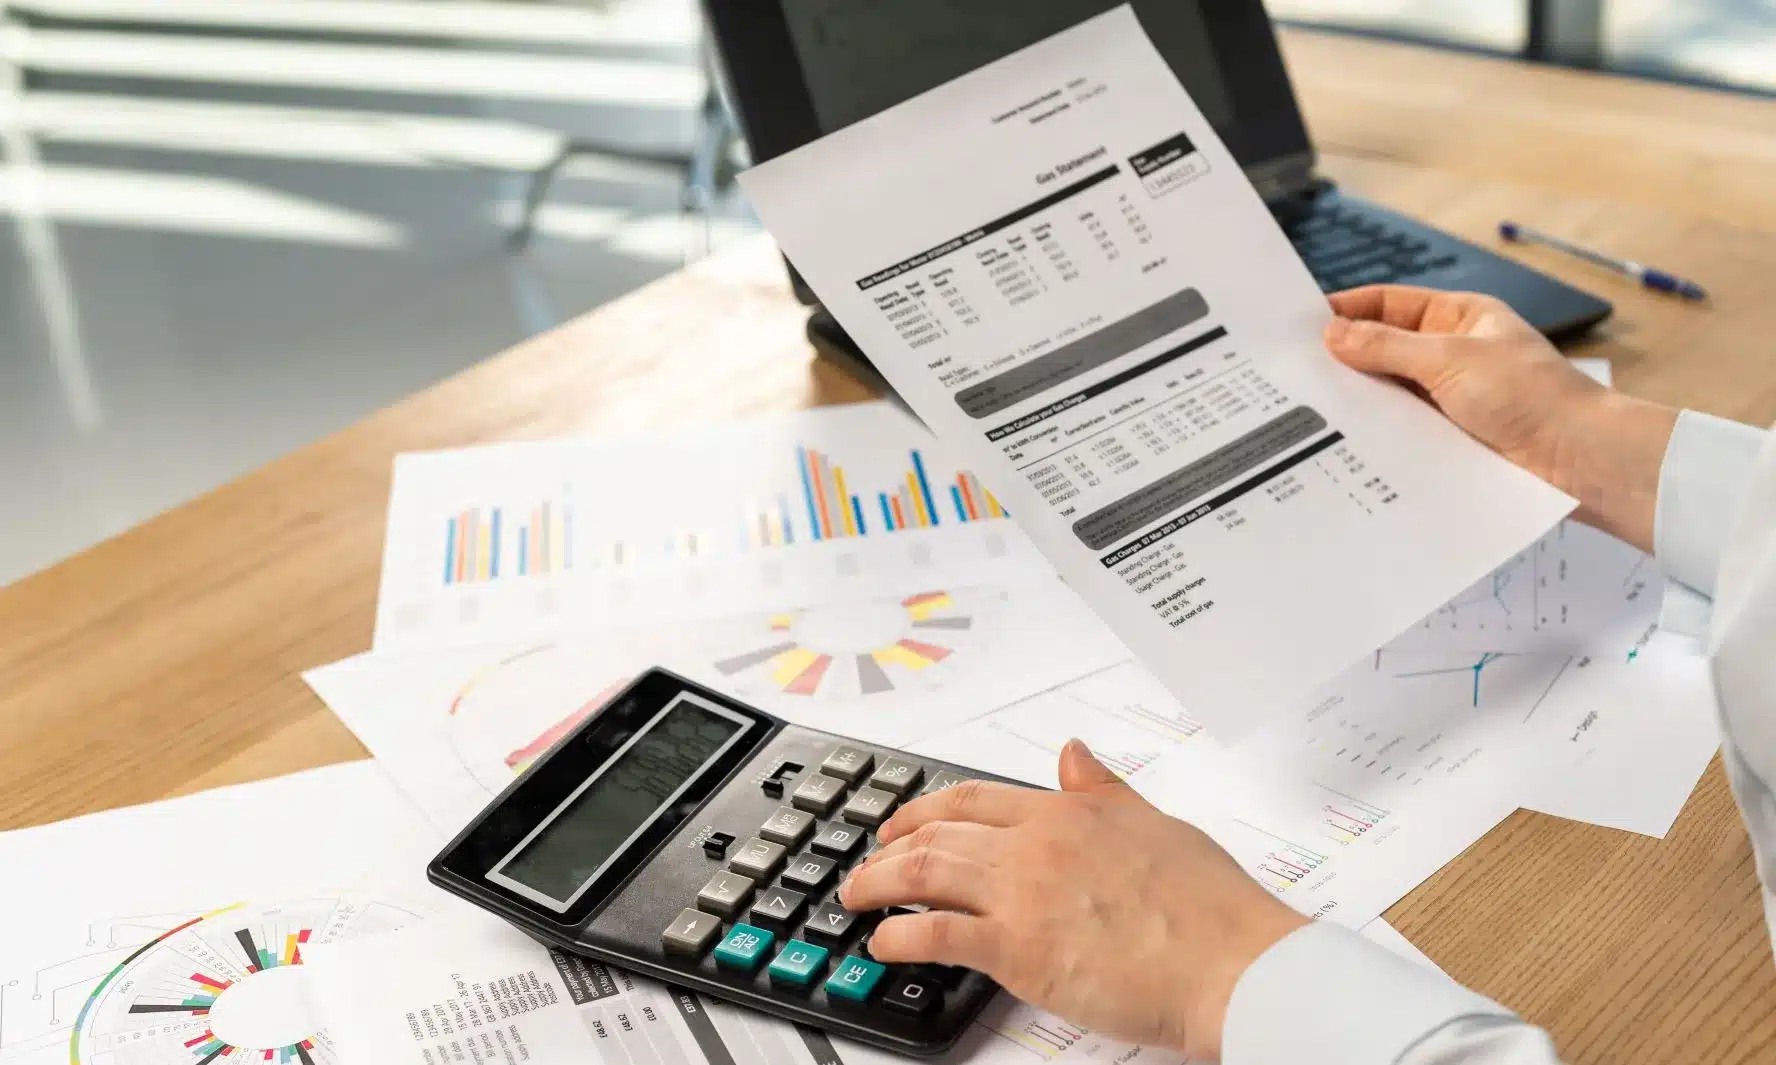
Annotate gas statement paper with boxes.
[738,6,1573,735]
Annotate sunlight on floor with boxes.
[1,26,706,107]
[0,0,753,588]
[8,0,699,53]
[17,93,565,171]
[0,163,409,244]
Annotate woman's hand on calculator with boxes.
[838,740,1307,1063]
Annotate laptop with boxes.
[703,1,1612,393]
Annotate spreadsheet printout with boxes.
[739,6,1573,735]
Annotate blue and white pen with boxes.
[1499,221,1706,301]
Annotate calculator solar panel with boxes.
[428,668,1025,1057]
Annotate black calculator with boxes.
[427,667,1024,1057]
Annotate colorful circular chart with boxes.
[70,896,421,1065]
[445,643,643,795]
[709,589,993,701]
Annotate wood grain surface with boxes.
[2,28,1773,1065]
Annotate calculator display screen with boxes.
[487,693,750,911]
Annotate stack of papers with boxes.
[0,10,1721,1065]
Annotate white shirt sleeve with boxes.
[1222,410,1776,1065]
[1653,410,1768,597]
[1221,922,1558,1064]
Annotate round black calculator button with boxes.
[696,870,755,919]
[759,806,816,847]
[791,772,848,816]
[820,746,876,783]
[661,908,723,956]
[867,757,924,797]
[882,972,943,1017]
[841,786,898,827]
[803,901,857,943]
[729,837,787,881]
[750,886,808,929]
[809,821,865,859]
[782,852,838,892]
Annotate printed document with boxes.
[303,916,1173,1065]
[302,912,1438,1065]
[0,763,455,1065]
[739,7,1573,734]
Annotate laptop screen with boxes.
[732,1,1314,191]
[781,2,1236,134]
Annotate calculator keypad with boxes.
[713,923,775,970]
[825,955,886,1002]
[729,837,787,880]
[750,885,808,929]
[696,870,755,919]
[809,820,866,859]
[803,901,857,943]
[662,908,723,955]
[918,770,969,798]
[820,745,875,783]
[782,852,838,892]
[868,757,924,797]
[767,939,830,987]
[841,786,898,827]
[791,772,848,816]
[882,971,943,1016]
[760,806,816,847]
[665,743,982,1018]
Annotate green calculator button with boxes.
[713,923,775,971]
[767,939,830,987]
[823,955,886,1002]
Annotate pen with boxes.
[1498,221,1706,301]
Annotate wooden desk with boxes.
[2,28,1773,1065]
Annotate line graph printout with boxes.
[376,402,1048,653]
[1157,649,1607,925]
[0,764,451,1065]
[303,915,1177,1065]
[309,581,1129,833]
[1524,629,1719,837]
[911,661,1199,787]
[1385,520,1659,655]
[739,8,1573,736]
[917,645,1607,928]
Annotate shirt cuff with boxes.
[1659,579,1715,642]
[1655,410,1768,597]
[1222,922,1512,1065]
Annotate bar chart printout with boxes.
[435,444,1005,588]
[377,402,1042,651]
[796,444,1006,540]
[442,497,574,586]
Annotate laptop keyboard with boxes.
[1287,201,1459,293]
